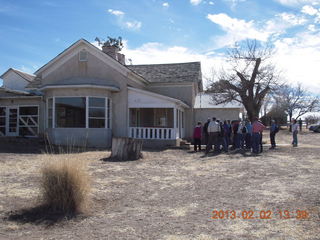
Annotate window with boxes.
[0,107,5,136]
[107,98,111,129]
[55,97,86,128]
[129,108,173,128]
[89,97,105,128]
[48,97,111,129]
[19,106,39,136]
[48,98,53,128]
[79,50,88,61]
[181,111,184,128]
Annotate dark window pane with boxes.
[89,119,105,128]
[19,127,38,136]
[0,127,5,135]
[89,108,105,118]
[89,97,105,107]
[55,97,86,128]
[19,107,38,115]
[0,117,5,126]
[0,107,5,116]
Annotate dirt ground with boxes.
[0,129,319,240]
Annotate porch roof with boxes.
[128,87,190,109]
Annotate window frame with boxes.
[47,96,111,129]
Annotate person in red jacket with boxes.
[193,122,202,152]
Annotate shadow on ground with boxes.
[5,205,81,227]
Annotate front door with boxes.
[7,107,18,136]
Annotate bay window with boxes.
[47,97,111,129]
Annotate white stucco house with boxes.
[0,39,244,148]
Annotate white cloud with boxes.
[207,13,269,46]
[301,5,318,15]
[125,21,142,30]
[207,12,307,48]
[190,0,203,6]
[163,2,169,7]
[122,41,225,88]
[273,31,320,93]
[274,0,319,7]
[209,1,214,5]
[107,9,141,31]
[107,9,124,16]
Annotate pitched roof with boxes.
[0,68,35,82]
[127,62,202,83]
[194,93,243,109]
[0,87,35,97]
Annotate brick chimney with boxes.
[102,45,125,65]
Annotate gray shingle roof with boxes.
[127,62,202,83]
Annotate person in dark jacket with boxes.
[203,118,210,145]
[269,119,279,149]
[193,122,202,152]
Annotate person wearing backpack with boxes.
[269,119,279,149]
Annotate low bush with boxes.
[40,157,90,214]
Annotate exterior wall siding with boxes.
[2,71,29,90]
[194,108,241,125]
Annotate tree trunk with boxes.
[111,137,143,161]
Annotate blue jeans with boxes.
[252,133,261,153]
[292,130,298,146]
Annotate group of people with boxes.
[193,117,299,154]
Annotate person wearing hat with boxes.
[269,119,279,149]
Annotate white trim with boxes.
[128,87,190,109]
[39,84,120,92]
[85,97,89,128]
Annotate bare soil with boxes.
[0,130,319,240]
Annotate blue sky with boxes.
[1,0,320,91]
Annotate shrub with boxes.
[40,157,90,214]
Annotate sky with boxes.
[1,0,320,93]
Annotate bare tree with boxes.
[207,39,280,121]
[274,83,319,124]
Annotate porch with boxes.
[0,106,39,137]
[128,87,189,141]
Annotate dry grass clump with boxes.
[40,156,90,214]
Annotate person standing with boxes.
[203,118,210,145]
[252,117,266,154]
[238,121,247,149]
[292,119,299,147]
[245,119,252,149]
[232,120,240,149]
[269,119,279,149]
[206,117,220,154]
[193,122,202,152]
[298,118,303,132]
[223,120,230,152]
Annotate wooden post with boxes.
[111,137,143,161]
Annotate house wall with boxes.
[40,46,147,142]
[194,108,242,124]
[2,71,29,90]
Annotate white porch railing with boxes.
[129,127,176,140]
